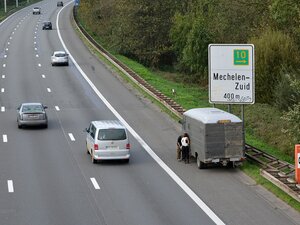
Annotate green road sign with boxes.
[234,49,249,65]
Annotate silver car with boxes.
[17,103,48,128]
[51,51,69,66]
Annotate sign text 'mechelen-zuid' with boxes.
[213,72,250,90]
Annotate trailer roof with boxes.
[183,108,242,124]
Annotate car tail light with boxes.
[94,144,99,150]
[126,143,130,149]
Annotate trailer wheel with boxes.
[197,155,206,169]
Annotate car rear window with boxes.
[98,129,127,140]
[22,105,43,113]
[55,53,66,57]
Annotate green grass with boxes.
[115,55,211,109]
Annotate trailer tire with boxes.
[197,155,206,169]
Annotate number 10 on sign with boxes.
[234,49,249,65]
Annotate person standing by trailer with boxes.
[181,133,190,164]
[177,135,183,161]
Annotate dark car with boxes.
[17,103,48,128]
[57,1,63,6]
[42,21,52,30]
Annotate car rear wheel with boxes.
[124,158,129,163]
[197,154,206,169]
[91,151,96,164]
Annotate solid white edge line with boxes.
[90,178,100,190]
[68,133,75,141]
[3,134,7,142]
[57,3,225,225]
[55,106,60,111]
[7,180,14,192]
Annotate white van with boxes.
[85,120,130,163]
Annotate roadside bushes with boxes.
[250,29,299,104]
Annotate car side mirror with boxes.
[44,106,48,109]
[85,128,89,133]
[17,107,20,110]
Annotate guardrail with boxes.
[72,6,300,202]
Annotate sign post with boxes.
[209,44,255,151]
[295,145,300,184]
[208,44,255,104]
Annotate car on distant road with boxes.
[57,1,63,6]
[51,51,69,66]
[32,7,41,14]
[42,21,52,30]
[85,120,130,163]
[17,103,48,128]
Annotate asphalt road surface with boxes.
[0,1,299,225]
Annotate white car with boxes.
[33,7,41,14]
[85,120,130,163]
[51,51,69,66]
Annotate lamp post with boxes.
[4,0,7,13]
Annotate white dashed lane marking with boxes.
[38,64,41,67]
[7,180,14,193]
[1,75,5,78]
[55,106,60,111]
[3,64,6,68]
[1,106,5,112]
[1,88,4,92]
[4,55,7,58]
[36,55,39,58]
[47,88,51,93]
[3,134,7,142]
[90,178,100,190]
[41,74,45,78]
[68,133,75,141]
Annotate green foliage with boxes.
[107,0,176,67]
[274,68,300,110]
[282,103,300,144]
[250,29,299,104]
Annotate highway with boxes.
[0,1,299,224]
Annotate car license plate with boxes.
[106,146,119,150]
[29,115,38,119]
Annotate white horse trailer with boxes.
[182,108,245,169]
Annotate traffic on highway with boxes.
[0,1,299,225]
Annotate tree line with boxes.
[78,0,300,142]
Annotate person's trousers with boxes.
[182,146,189,163]
[177,146,181,159]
